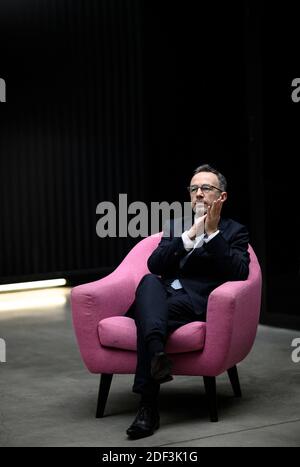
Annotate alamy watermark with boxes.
[291,78,300,103]
[291,338,300,363]
[0,338,6,363]
[96,194,198,239]
[0,78,6,102]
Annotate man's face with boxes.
[189,172,227,213]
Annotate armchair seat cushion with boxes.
[98,316,206,354]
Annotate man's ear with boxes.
[221,192,227,202]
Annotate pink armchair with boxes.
[71,233,262,422]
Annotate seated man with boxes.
[126,164,250,439]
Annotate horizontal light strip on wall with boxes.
[0,279,67,293]
[0,293,67,312]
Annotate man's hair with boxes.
[193,164,227,191]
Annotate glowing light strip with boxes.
[0,279,67,293]
[0,295,67,312]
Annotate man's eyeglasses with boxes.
[187,184,223,194]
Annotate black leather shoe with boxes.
[151,352,173,383]
[126,405,160,439]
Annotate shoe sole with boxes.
[127,421,160,440]
[156,374,173,384]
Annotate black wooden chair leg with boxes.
[96,373,113,418]
[227,365,242,397]
[203,376,218,422]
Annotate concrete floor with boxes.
[0,287,299,447]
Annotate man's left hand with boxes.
[205,197,225,236]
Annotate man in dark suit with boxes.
[126,164,250,439]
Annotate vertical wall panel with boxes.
[0,0,145,282]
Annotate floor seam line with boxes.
[156,418,300,446]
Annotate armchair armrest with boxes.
[70,234,162,372]
[201,276,261,375]
[71,268,136,371]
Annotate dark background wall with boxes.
[260,3,300,328]
[0,0,299,329]
[0,0,146,282]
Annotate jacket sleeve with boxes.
[147,220,188,275]
[202,224,250,280]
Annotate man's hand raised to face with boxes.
[205,197,225,237]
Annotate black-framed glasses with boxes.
[187,184,223,194]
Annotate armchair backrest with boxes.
[117,233,162,287]
[119,234,260,294]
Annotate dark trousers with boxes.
[126,273,203,401]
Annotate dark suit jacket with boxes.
[147,217,250,319]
